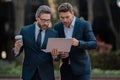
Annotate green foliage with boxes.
[91,68,120,77]
[53,61,60,70]
[91,68,105,77]
[0,60,60,77]
[54,70,60,78]
[0,58,120,77]
[89,50,120,70]
[0,60,22,77]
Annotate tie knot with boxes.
[40,29,42,32]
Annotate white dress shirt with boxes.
[64,16,76,38]
[64,16,76,64]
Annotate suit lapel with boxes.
[61,26,65,38]
[72,18,78,38]
[60,23,65,38]
[29,24,36,48]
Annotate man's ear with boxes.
[35,15,39,21]
[71,11,74,15]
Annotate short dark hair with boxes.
[58,3,73,13]
[36,5,52,16]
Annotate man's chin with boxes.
[42,26,48,30]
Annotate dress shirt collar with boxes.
[35,22,46,32]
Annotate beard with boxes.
[41,24,48,30]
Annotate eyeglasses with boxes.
[38,16,51,23]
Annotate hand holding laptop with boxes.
[46,38,72,58]
[46,38,72,52]
[51,49,69,58]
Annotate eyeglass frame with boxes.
[38,16,51,23]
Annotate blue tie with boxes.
[36,29,42,51]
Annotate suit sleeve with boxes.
[78,21,97,49]
[12,28,24,57]
[12,46,23,57]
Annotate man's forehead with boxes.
[59,14,71,17]
[40,14,51,18]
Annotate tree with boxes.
[91,0,120,50]
[104,0,120,49]
[87,0,93,24]
[13,0,26,34]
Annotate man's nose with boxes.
[44,21,49,25]
[63,18,67,22]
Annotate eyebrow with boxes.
[60,16,70,18]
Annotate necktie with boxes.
[36,29,42,51]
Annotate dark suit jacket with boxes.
[14,23,58,80]
[54,17,97,75]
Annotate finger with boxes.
[51,49,56,56]
[55,49,59,55]
[53,49,58,56]
[51,49,54,55]
[72,39,75,45]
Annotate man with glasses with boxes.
[13,5,58,80]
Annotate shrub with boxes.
[91,68,120,77]
[0,60,22,76]
[89,50,120,70]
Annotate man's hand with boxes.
[72,38,79,46]
[51,49,69,59]
[59,52,69,59]
[14,40,23,52]
[51,49,59,56]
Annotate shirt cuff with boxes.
[13,48,19,57]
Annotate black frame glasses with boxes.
[38,16,51,23]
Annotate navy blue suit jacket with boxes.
[54,17,97,75]
[15,23,58,80]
